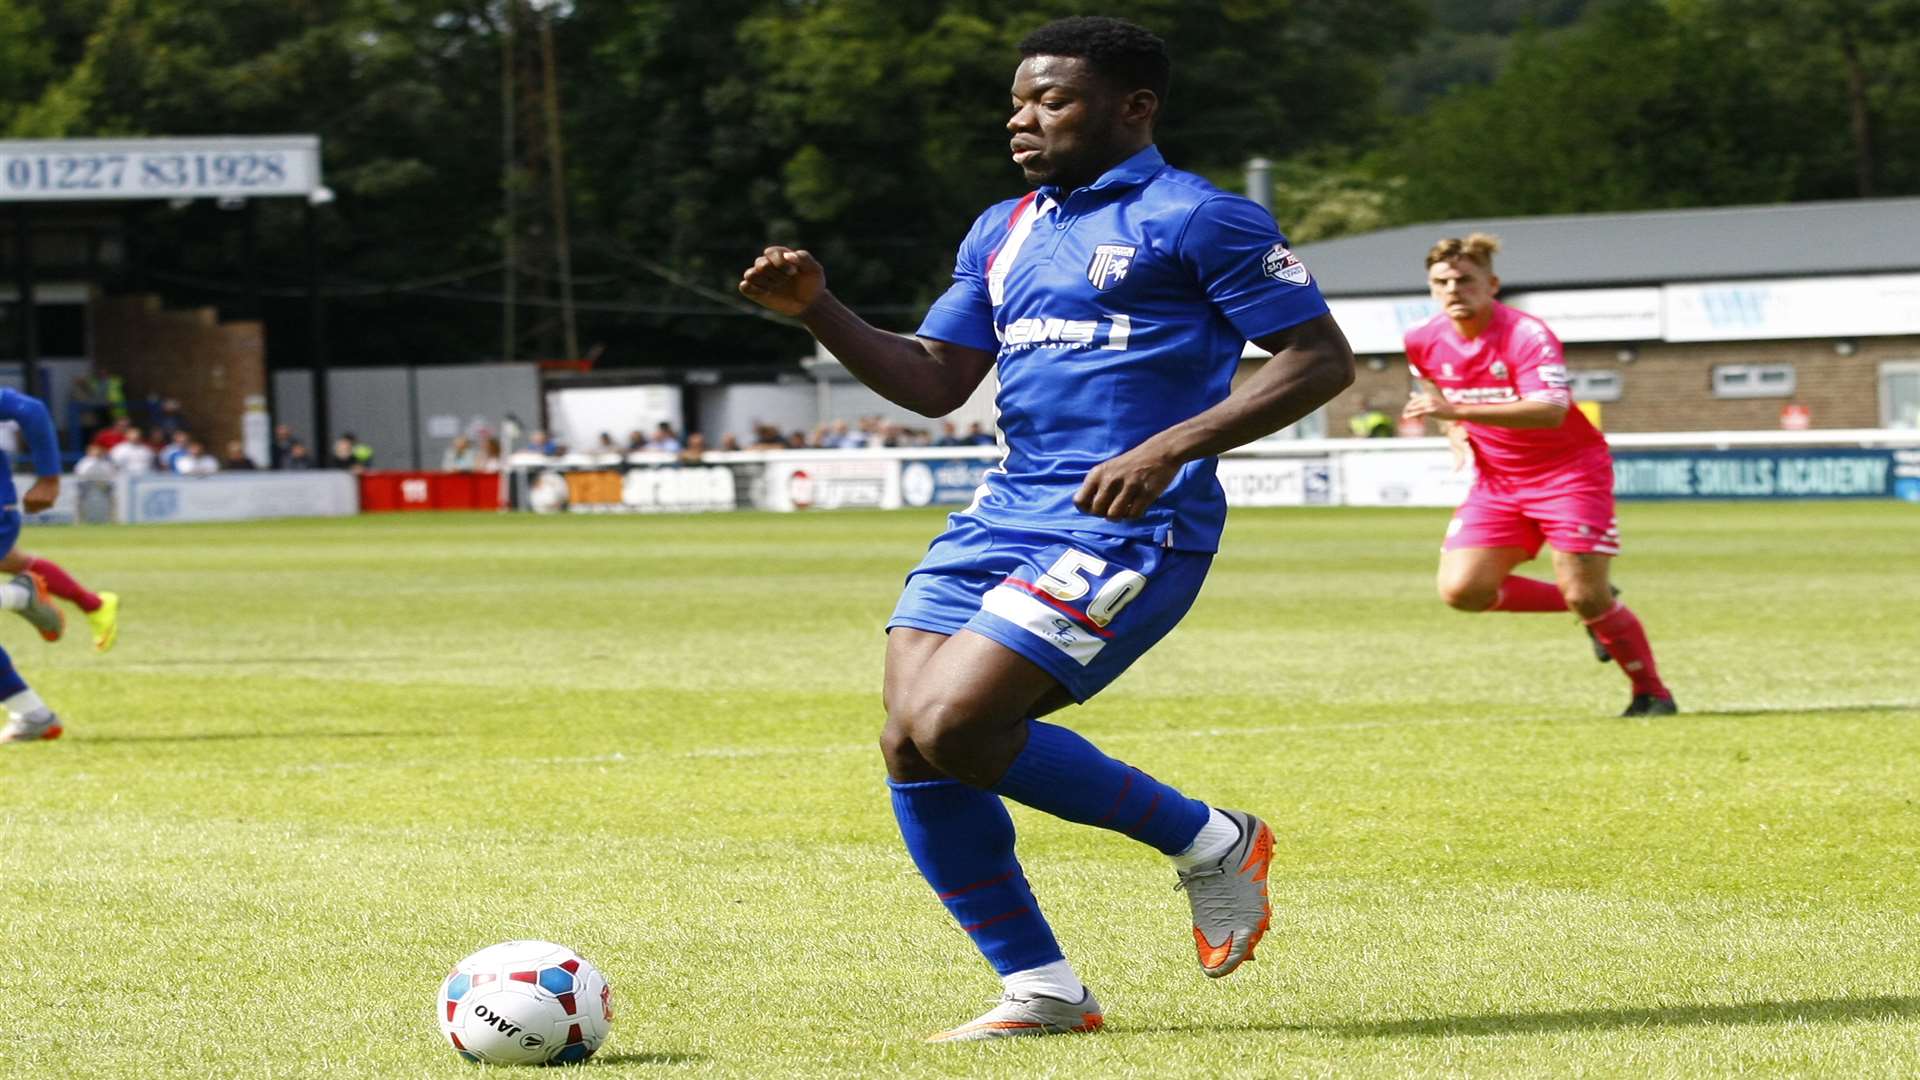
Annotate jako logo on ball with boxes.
[437,940,613,1066]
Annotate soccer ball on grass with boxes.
[437,940,612,1065]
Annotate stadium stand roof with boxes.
[1294,196,1920,297]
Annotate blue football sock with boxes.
[888,778,1064,976]
[0,647,27,700]
[990,720,1210,856]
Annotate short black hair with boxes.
[1018,16,1170,103]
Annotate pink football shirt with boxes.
[1404,301,1611,488]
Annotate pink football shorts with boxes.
[1443,481,1620,557]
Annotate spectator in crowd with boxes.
[441,436,478,472]
[152,398,187,440]
[73,444,116,480]
[594,432,621,456]
[678,432,707,463]
[647,422,683,453]
[220,440,257,470]
[158,430,193,472]
[625,429,649,453]
[478,436,504,472]
[285,441,314,470]
[270,424,300,468]
[107,426,155,474]
[524,430,558,456]
[964,421,995,445]
[787,429,811,449]
[934,420,964,446]
[1348,394,1395,438]
[90,417,133,452]
[719,433,742,452]
[331,433,373,472]
[176,440,219,475]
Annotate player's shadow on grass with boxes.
[80,730,447,744]
[1305,995,1920,1039]
[1687,704,1919,717]
[589,1051,704,1066]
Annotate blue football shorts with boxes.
[0,509,21,556]
[887,514,1214,702]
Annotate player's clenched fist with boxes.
[738,246,826,317]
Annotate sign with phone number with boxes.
[0,136,321,202]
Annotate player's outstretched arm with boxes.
[1075,313,1355,520]
[0,389,63,512]
[1404,391,1566,429]
[738,246,994,417]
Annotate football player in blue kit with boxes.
[0,387,78,742]
[739,16,1354,1040]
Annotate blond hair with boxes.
[1425,232,1501,271]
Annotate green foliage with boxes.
[1,0,1916,367]
[3,503,1919,1074]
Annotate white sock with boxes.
[1169,808,1240,870]
[0,582,30,611]
[5,688,48,720]
[1001,959,1085,1003]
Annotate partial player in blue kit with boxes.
[0,387,78,742]
[738,16,1354,1040]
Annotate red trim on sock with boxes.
[1489,575,1569,613]
[1585,603,1667,696]
[26,558,99,613]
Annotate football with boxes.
[436,940,612,1065]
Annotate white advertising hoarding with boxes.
[1664,274,1920,341]
[1339,449,1474,507]
[763,457,901,512]
[0,136,323,202]
[120,472,358,524]
[1215,457,1334,507]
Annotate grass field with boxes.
[1,501,1916,1078]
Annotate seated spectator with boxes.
[91,416,133,452]
[284,441,314,470]
[221,440,257,470]
[625,429,649,453]
[176,440,219,475]
[647,422,682,453]
[441,436,478,471]
[786,429,810,449]
[593,432,621,456]
[477,437,503,473]
[107,426,156,474]
[330,433,373,472]
[524,430,558,456]
[73,444,116,479]
[719,433,742,452]
[270,423,299,468]
[158,430,193,472]
[934,420,963,447]
[965,422,995,445]
[678,432,707,463]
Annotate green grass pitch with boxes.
[1,501,1916,1077]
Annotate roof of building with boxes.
[1293,196,1920,297]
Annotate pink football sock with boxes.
[1488,575,1568,613]
[26,557,101,614]
[1584,603,1668,697]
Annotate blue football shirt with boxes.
[0,388,61,508]
[917,145,1329,552]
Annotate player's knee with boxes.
[1437,577,1496,612]
[1564,587,1613,621]
[894,696,992,780]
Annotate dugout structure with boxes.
[0,136,329,462]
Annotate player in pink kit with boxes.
[1402,234,1674,717]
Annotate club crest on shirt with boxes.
[1491,360,1509,379]
[1086,244,1136,291]
[1261,243,1311,286]
[1441,362,1456,378]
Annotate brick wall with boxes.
[91,294,266,452]
[1322,334,1920,437]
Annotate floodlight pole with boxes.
[305,198,330,447]
[11,205,38,401]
